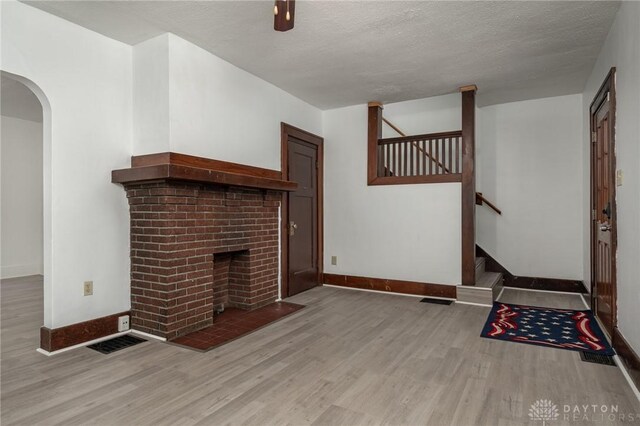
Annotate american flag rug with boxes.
[480,302,615,355]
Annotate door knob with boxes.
[600,224,612,232]
[288,221,298,236]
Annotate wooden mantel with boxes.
[112,152,297,192]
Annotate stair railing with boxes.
[381,118,456,175]
[475,192,502,215]
[368,87,478,286]
[382,117,501,215]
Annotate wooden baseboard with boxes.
[504,276,586,293]
[323,273,457,299]
[476,245,587,293]
[40,311,130,352]
[613,327,640,391]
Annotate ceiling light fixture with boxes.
[274,0,295,32]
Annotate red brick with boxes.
[124,183,279,339]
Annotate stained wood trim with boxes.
[461,89,476,286]
[323,273,457,299]
[459,84,478,92]
[369,174,462,185]
[378,130,463,144]
[131,152,282,180]
[379,120,457,176]
[475,192,502,215]
[476,245,587,293]
[40,311,130,352]
[381,117,405,138]
[506,277,586,293]
[613,327,640,391]
[281,123,324,298]
[368,103,383,185]
[112,163,297,192]
[589,67,617,327]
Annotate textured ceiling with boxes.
[23,1,619,109]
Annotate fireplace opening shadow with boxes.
[169,301,304,352]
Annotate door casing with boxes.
[280,123,324,298]
[589,67,617,335]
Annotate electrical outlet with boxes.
[331,256,337,266]
[83,281,93,296]
[118,315,130,332]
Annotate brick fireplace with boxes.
[112,153,296,340]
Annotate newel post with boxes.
[367,101,383,185]
[460,85,477,286]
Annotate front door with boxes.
[287,137,319,296]
[591,69,617,337]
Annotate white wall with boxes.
[323,95,462,285]
[2,4,322,330]
[582,2,640,352]
[476,94,584,280]
[133,34,170,154]
[133,34,323,171]
[324,90,585,285]
[381,94,461,138]
[1,115,44,278]
[1,1,132,329]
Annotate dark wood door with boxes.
[287,138,319,296]
[591,76,616,337]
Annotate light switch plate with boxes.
[616,169,623,186]
[83,281,93,296]
[331,256,337,266]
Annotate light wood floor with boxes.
[2,276,639,425]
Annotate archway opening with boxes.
[1,72,50,337]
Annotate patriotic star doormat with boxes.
[481,302,615,355]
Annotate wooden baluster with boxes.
[441,138,446,174]
[448,137,453,174]
[455,137,460,173]
[383,144,388,177]
[420,139,426,175]
[444,138,448,174]
[402,142,409,176]
[439,138,443,174]
[418,142,422,175]
[393,143,400,176]
[429,139,433,175]
[435,138,440,175]
[410,141,414,176]
[391,142,395,176]
[401,142,409,176]
[403,142,408,177]
[385,143,390,176]
[390,143,394,176]
[416,141,427,176]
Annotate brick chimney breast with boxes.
[125,182,281,340]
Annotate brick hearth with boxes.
[124,182,281,340]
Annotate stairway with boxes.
[456,257,503,306]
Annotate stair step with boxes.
[477,271,501,289]
[457,270,503,306]
[475,257,486,276]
